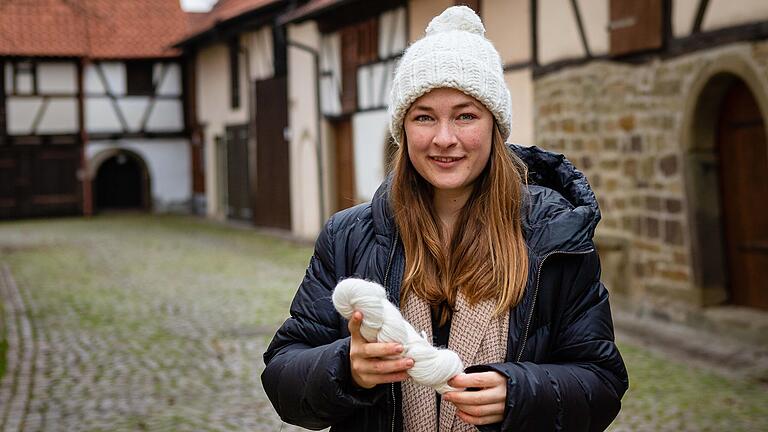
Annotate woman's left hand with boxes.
[444,371,507,426]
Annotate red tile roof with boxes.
[181,0,280,43]
[0,0,189,58]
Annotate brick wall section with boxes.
[532,42,768,311]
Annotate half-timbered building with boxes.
[278,0,768,340]
[181,0,768,340]
[277,0,537,237]
[176,0,296,231]
[0,0,192,217]
[527,0,768,340]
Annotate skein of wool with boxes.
[332,278,464,394]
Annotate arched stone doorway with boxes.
[93,150,150,212]
[686,68,768,310]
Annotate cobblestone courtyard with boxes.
[0,215,766,431]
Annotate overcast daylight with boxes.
[1,1,767,431]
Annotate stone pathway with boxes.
[0,264,36,431]
[0,262,307,432]
[0,215,765,431]
[0,216,316,432]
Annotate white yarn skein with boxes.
[332,278,464,394]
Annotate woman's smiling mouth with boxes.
[430,156,465,166]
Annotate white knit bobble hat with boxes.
[388,5,512,146]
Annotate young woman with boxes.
[262,6,628,431]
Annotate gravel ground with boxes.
[0,214,766,431]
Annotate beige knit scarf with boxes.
[401,292,509,432]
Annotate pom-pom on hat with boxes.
[388,6,512,146]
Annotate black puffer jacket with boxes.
[262,144,629,431]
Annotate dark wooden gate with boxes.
[333,117,356,211]
[225,124,251,221]
[717,80,768,310]
[0,145,81,218]
[254,76,291,230]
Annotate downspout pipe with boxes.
[78,57,92,216]
[238,39,258,223]
[285,39,327,231]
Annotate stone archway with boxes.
[91,149,151,212]
[681,52,768,308]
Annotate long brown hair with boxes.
[390,124,529,324]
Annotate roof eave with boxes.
[276,0,358,26]
[174,0,290,49]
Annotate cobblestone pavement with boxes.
[0,215,315,432]
[0,215,766,432]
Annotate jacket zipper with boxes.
[515,248,594,362]
[383,233,398,301]
[383,232,399,432]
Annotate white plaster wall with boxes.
[673,0,699,37]
[84,64,107,94]
[156,63,182,96]
[538,0,585,64]
[87,139,191,210]
[37,62,78,94]
[505,69,533,146]
[577,0,609,56]
[352,109,389,202]
[320,33,342,116]
[195,43,249,219]
[379,7,407,58]
[485,0,530,65]
[246,27,274,81]
[37,99,78,134]
[288,21,323,238]
[7,98,42,134]
[87,62,126,95]
[16,72,34,94]
[703,0,768,32]
[146,99,184,132]
[86,97,123,133]
[357,60,394,110]
[117,98,151,132]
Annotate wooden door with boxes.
[254,76,291,230]
[0,150,18,218]
[717,80,768,310]
[333,118,356,211]
[0,145,81,218]
[225,124,251,221]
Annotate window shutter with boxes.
[340,16,380,114]
[358,18,379,64]
[126,61,154,96]
[609,0,663,56]
[340,25,359,114]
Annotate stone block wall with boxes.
[532,41,768,319]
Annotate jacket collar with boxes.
[370,144,600,256]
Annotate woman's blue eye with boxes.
[415,115,432,122]
[458,113,476,121]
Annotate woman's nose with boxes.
[432,121,458,147]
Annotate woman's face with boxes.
[403,88,493,196]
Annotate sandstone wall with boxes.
[533,41,768,322]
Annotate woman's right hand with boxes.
[348,311,414,389]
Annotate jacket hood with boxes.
[371,144,600,256]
